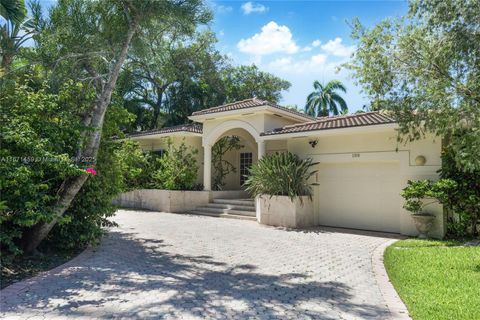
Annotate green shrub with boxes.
[115,140,163,191]
[440,148,480,238]
[0,78,85,258]
[151,139,199,190]
[0,74,133,259]
[244,152,317,202]
[401,175,479,238]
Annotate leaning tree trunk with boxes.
[22,18,139,255]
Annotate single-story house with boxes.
[125,98,444,238]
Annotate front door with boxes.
[239,152,253,186]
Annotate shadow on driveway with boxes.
[1,229,390,319]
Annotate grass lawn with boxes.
[384,239,480,320]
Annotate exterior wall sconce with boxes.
[415,155,427,166]
[308,139,318,148]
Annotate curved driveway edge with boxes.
[1,246,95,297]
[372,240,411,320]
[1,210,404,319]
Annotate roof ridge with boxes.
[128,123,202,137]
[197,98,259,113]
[261,111,396,136]
[191,97,315,120]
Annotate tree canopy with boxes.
[0,0,292,257]
[347,0,480,172]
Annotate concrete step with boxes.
[213,199,255,207]
[203,203,256,212]
[186,210,256,221]
[194,206,256,217]
[187,210,221,218]
[221,214,257,221]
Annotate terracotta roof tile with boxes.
[261,112,396,136]
[128,123,202,138]
[191,98,314,120]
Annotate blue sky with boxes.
[209,0,408,112]
[29,0,408,113]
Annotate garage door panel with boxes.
[318,162,401,233]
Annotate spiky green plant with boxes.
[244,152,318,202]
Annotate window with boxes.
[240,152,253,186]
[152,149,165,157]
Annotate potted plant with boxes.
[401,180,437,239]
[244,152,318,228]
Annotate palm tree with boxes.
[0,0,37,72]
[0,0,26,24]
[305,80,348,117]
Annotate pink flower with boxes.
[86,167,97,175]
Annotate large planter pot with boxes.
[412,214,435,239]
[256,195,314,228]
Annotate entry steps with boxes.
[188,198,256,221]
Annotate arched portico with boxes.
[202,120,265,190]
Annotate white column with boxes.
[203,143,212,190]
[258,140,266,160]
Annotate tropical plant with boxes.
[244,152,317,202]
[305,80,348,117]
[151,139,199,191]
[212,136,243,190]
[0,0,39,72]
[0,0,26,23]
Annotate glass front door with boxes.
[239,152,253,186]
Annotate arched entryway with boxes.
[202,120,265,190]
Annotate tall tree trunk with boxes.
[22,18,139,254]
[150,90,163,129]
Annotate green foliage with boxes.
[0,75,86,257]
[221,65,291,104]
[212,136,243,191]
[401,180,433,214]
[244,152,317,202]
[46,103,132,251]
[0,70,131,258]
[440,148,480,237]
[151,140,199,191]
[115,140,162,191]
[0,0,27,24]
[347,0,480,172]
[384,239,480,320]
[401,170,479,237]
[305,80,348,117]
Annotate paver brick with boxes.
[1,210,395,319]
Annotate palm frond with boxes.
[325,80,347,93]
[244,152,317,202]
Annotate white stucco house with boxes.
[124,98,445,238]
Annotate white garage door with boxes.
[317,161,402,233]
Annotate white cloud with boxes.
[268,54,330,74]
[311,39,321,47]
[321,37,355,57]
[302,46,312,52]
[237,21,299,55]
[241,2,268,15]
[212,3,232,14]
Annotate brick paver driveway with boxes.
[1,210,397,319]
